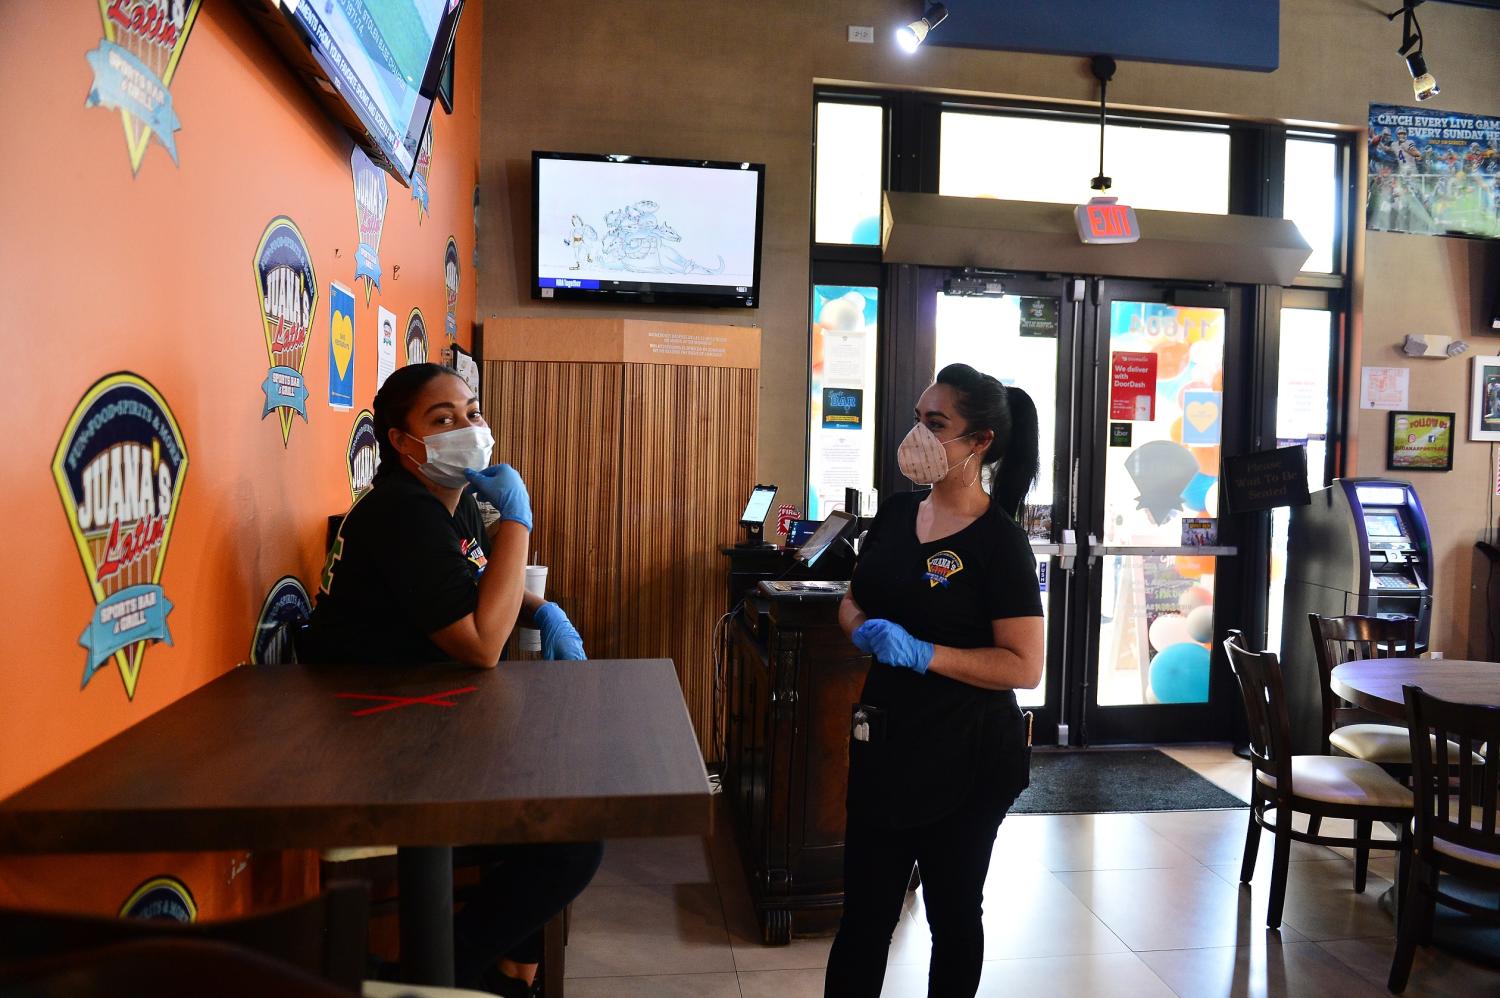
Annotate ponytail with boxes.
[934,363,1040,519]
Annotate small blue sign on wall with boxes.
[929,1,1278,73]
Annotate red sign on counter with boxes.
[1110,351,1159,421]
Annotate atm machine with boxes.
[1279,478,1434,755]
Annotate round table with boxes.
[1330,658,1500,719]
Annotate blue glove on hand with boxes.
[852,619,933,674]
[534,601,586,660]
[464,464,532,531]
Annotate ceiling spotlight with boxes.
[1406,51,1440,101]
[1387,1,1439,102]
[896,3,948,54]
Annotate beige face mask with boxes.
[897,423,974,485]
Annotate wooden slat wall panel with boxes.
[484,361,625,659]
[618,364,759,756]
[484,357,757,756]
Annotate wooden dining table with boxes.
[0,658,712,986]
[1330,657,1500,718]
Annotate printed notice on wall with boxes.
[823,330,866,387]
[1360,366,1409,410]
[1110,351,1159,421]
[376,306,398,389]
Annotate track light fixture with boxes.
[1387,0,1440,101]
[896,3,948,54]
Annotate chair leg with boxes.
[1240,805,1263,884]
[1353,819,1372,894]
[1394,826,1411,929]
[1267,825,1293,930]
[1388,856,1428,993]
[1418,865,1439,945]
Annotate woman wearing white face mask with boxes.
[825,363,1046,998]
[305,363,598,995]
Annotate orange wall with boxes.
[0,1,483,914]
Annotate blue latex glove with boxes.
[852,619,933,674]
[534,601,586,660]
[464,464,532,531]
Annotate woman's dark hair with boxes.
[372,363,466,473]
[935,362,1040,518]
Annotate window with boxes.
[814,103,885,246]
[940,112,1231,214]
[1284,137,1340,274]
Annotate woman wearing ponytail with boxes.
[824,364,1045,998]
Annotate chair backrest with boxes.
[0,882,368,994]
[1223,630,1294,798]
[1308,613,1419,742]
[1404,684,1500,869]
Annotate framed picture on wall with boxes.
[1471,356,1500,442]
[1387,410,1455,472]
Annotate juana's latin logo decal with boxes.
[411,121,433,221]
[52,373,188,699]
[85,0,203,174]
[346,409,380,500]
[444,236,461,341]
[351,146,389,304]
[924,550,964,589]
[120,876,197,921]
[254,215,317,445]
[405,308,429,365]
[249,575,311,666]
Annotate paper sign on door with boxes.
[1110,352,1159,421]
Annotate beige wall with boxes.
[478,0,1500,654]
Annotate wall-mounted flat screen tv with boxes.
[532,152,765,308]
[237,0,466,185]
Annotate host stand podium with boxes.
[722,579,868,944]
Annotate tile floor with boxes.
[563,744,1500,997]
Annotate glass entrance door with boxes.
[919,272,1081,744]
[1080,282,1242,743]
[910,271,1245,744]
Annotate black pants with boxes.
[451,841,604,988]
[824,803,1005,998]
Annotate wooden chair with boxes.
[1223,631,1413,929]
[1388,686,1500,993]
[0,882,369,993]
[1308,613,1419,765]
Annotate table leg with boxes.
[398,845,454,986]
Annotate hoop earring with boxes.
[961,453,979,489]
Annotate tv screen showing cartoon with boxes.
[242,0,464,183]
[532,152,765,308]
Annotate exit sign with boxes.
[1075,198,1140,244]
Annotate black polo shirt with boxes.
[846,489,1042,826]
[305,465,490,665]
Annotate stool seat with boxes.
[1255,755,1412,809]
[322,846,398,863]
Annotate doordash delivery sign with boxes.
[1075,197,1140,245]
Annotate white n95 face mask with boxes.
[897,423,973,486]
[408,425,494,488]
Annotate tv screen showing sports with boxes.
[239,0,465,184]
[532,152,765,308]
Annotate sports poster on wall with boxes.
[1367,103,1500,240]
[248,576,311,666]
[84,0,204,174]
[346,410,380,500]
[351,146,389,304]
[52,373,188,700]
[406,308,429,365]
[253,216,317,445]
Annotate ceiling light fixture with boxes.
[896,3,948,54]
[1387,0,1440,101]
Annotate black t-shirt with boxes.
[846,489,1043,826]
[305,465,491,665]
